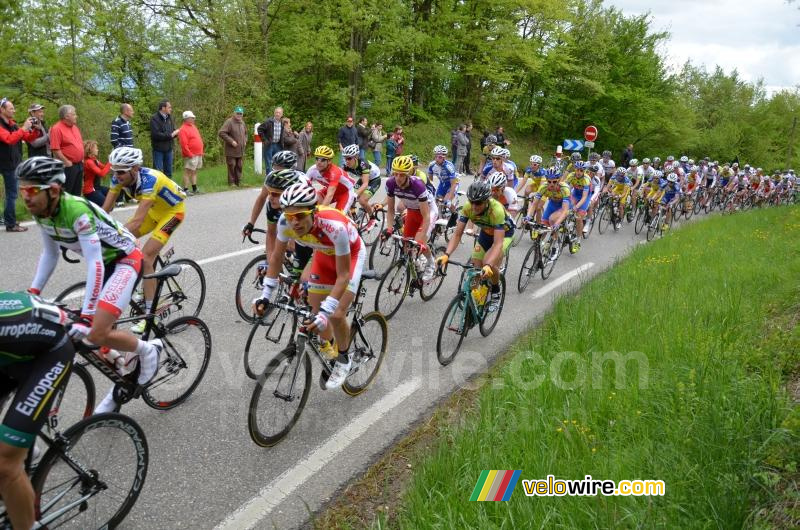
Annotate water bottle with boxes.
[415,255,427,274]
[99,346,139,376]
[471,284,489,306]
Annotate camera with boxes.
[29,117,38,125]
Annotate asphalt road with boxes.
[0,181,663,529]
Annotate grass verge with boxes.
[316,205,800,528]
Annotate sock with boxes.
[336,350,349,364]
[134,340,149,357]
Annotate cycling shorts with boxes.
[307,245,366,296]
[472,230,513,261]
[360,179,381,199]
[319,187,355,213]
[571,189,590,212]
[436,180,457,199]
[96,248,143,318]
[661,192,679,205]
[0,322,73,448]
[402,207,438,240]
[138,208,185,246]
[542,199,569,223]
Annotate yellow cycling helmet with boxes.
[392,155,414,173]
[314,145,334,159]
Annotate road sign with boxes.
[360,100,372,109]
[584,125,598,142]
[585,141,595,149]
[563,139,584,151]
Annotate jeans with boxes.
[84,189,106,207]
[359,148,366,163]
[2,168,18,228]
[264,142,280,174]
[153,149,174,178]
[373,150,382,167]
[386,156,394,176]
[63,163,83,196]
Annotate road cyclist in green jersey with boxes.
[436,180,514,312]
[16,156,161,415]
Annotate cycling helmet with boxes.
[570,152,582,162]
[666,155,675,162]
[666,173,678,183]
[272,150,298,168]
[573,161,587,170]
[490,146,505,157]
[410,154,419,165]
[433,145,448,155]
[589,152,600,161]
[664,166,675,174]
[391,155,414,173]
[109,146,143,169]
[615,167,627,176]
[501,148,511,158]
[653,156,661,164]
[679,155,689,163]
[602,150,612,157]
[530,155,543,164]
[280,182,317,208]
[545,167,562,180]
[15,156,66,185]
[488,171,507,189]
[629,158,639,166]
[654,170,664,178]
[466,180,492,202]
[314,145,334,159]
[486,135,498,145]
[590,163,601,173]
[642,158,651,164]
[341,144,360,158]
[265,168,307,190]
[688,158,695,165]
[689,165,698,173]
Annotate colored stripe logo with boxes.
[470,470,521,501]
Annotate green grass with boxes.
[392,206,800,528]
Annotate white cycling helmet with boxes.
[280,182,318,208]
[341,144,360,158]
[109,147,143,170]
[490,146,505,157]
[667,173,678,183]
[488,171,507,189]
[530,155,543,164]
[433,145,448,155]
[501,148,511,158]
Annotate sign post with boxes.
[583,125,598,159]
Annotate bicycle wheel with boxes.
[54,281,87,313]
[597,205,611,234]
[142,316,211,410]
[419,246,447,301]
[479,274,506,337]
[511,210,526,246]
[374,259,410,320]
[368,236,398,278]
[634,207,646,234]
[248,345,311,447]
[160,258,206,320]
[235,254,268,324]
[243,308,298,380]
[32,412,149,529]
[342,311,388,396]
[47,362,95,434]
[436,294,469,366]
[517,242,541,293]
[540,232,560,280]
[359,208,385,247]
[646,213,659,241]
[685,199,694,220]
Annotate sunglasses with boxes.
[315,157,330,162]
[20,184,51,198]
[344,156,357,161]
[546,180,560,184]
[284,209,314,221]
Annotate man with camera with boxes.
[25,103,49,158]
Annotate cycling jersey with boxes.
[344,160,381,186]
[385,176,435,211]
[428,160,458,197]
[601,158,616,177]
[534,182,571,203]
[496,187,519,212]
[523,166,546,189]
[568,173,590,191]
[482,161,516,186]
[459,198,514,235]
[306,163,357,211]
[110,167,186,218]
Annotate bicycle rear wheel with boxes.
[368,235,398,278]
[248,345,311,447]
[32,412,149,529]
[436,294,469,366]
[235,254,268,324]
[374,259,410,320]
[142,316,211,410]
[597,205,611,234]
[54,282,87,313]
[517,242,540,293]
[342,311,388,396]
[479,275,506,337]
[160,258,206,320]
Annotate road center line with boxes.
[196,246,263,266]
[531,263,595,299]
[215,377,422,530]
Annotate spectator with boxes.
[218,106,247,186]
[25,103,50,157]
[454,125,468,173]
[356,116,370,161]
[337,116,359,165]
[281,117,300,161]
[0,97,35,232]
[392,125,405,156]
[464,123,473,175]
[149,99,178,177]
[50,104,85,196]
[110,103,135,148]
[82,140,110,206]
[621,144,634,168]
[450,127,459,164]
[257,106,283,174]
[178,110,204,194]
[479,130,490,150]
[495,126,511,147]
[297,121,313,170]
[369,122,387,169]
[385,125,405,174]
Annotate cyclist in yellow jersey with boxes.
[103,147,186,332]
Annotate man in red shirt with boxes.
[49,104,85,196]
[178,110,204,195]
[0,98,36,232]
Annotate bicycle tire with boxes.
[162,258,206,320]
[419,246,447,301]
[243,305,298,379]
[597,205,611,234]
[479,274,506,337]
[54,281,87,313]
[634,207,646,234]
[368,235,397,278]
[646,213,658,241]
[374,259,410,320]
[142,316,212,410]
[31,412,149,529]
[517,242,540,293]
[685,199,694,220]
[342,311,389,396]
[436,294,468,366]
[235,254,268,324]
[540,231,560,280]
[511,210,526,246]
[47,362,95,435]
[248,345,311,447]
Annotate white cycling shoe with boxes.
[325,355,352,390]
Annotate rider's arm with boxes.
[444,219,466,256]
[483,228,505,268]
[102,188,119,213]
[322,184,337,206]
[329,254,352,301]
[248,187,269,227]
[356,172,369,196]
[577,186,590,208]
[30,231,60,294]
[124,199,154,237]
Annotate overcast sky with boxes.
[608,0,800,94]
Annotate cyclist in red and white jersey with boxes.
[304,145,356,212]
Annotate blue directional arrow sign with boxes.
[563,139,584,151]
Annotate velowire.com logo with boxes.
[469,470,522,501]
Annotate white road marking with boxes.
[19,205,138,227]
[196,246,263,266]
[216,377,422,530]
[532,263,595,299]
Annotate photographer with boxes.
[25,103,50,157]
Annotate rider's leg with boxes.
[0,442,34,529]
[140,237,165,314]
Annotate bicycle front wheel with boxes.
[540,232,560,280]
[161,258,206,320]
[517,242,540,293]
[374,259,410,320]
[248,345,311,447]
[634,207,646,234]
[45,362,95,435]
[142,316,212,410]
[419,246,447,301]
[479,275,506,337]
[436,294,469,366]
[32,412,149,529]
[368,235,397,278]
[243,308,298,380]
[597,205,611,234]
[342,311,388,396]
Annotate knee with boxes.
[0,448,26,486]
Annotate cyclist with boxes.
[253,182,365,390]
[341,144,382,225]
[600,150,616,183]
[604,167,632,230]
[661,172,682,230]
[0,291,72,530]
[480,134,498,168]
[428,145,459,208]
[102,147,186,334]
[488,171,519,217]
[567,161,591,235]
[482,146,515,185]
[305,145,356,212]
[383,155,437,282]
[564,152,582,176]
[18,156,161,414]
[527,168,570,229]
[437,180,514,312]
[585,163,604,235]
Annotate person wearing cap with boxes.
[149,99,178,178]
[110,103,135,149]
[0,97,36,232]
[177,110,203,194]
[218,106,247,186]
[25,103,50,157]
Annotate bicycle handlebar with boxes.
[61,247,81,264]
[243,227,267,245]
